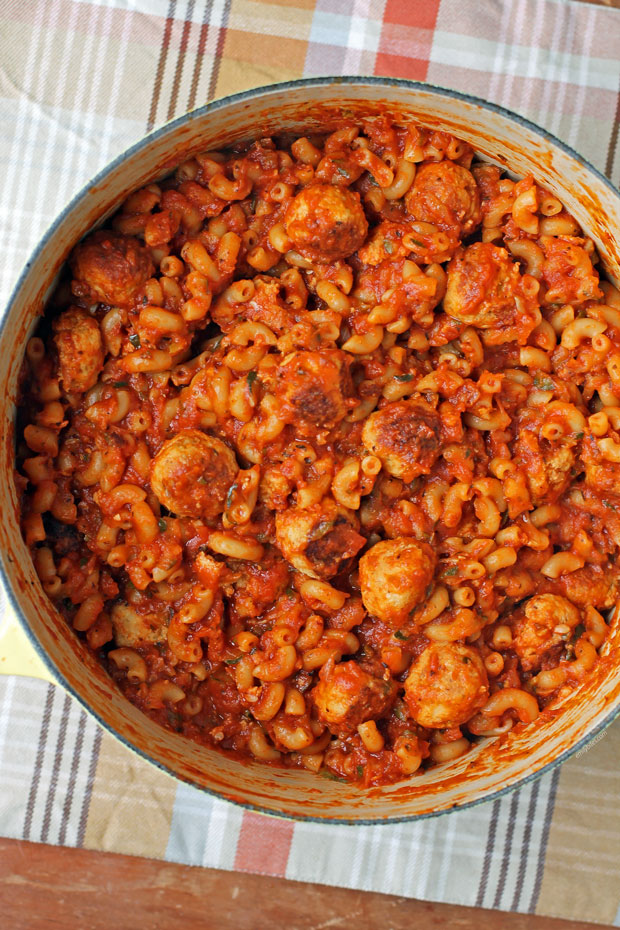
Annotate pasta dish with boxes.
[17,116,618,785]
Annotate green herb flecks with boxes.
[533,374,554,391]
[158,518,167,533]
[320,771,348,783]
[384,240,394,254]
[129,333,141,349]
[394,629,408,641]
[395,373,414,383]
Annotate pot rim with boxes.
[4,74,620,824]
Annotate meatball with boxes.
[359,537,436,624]
[150,429,237,520]
[552,564,620,610]
[275,349,351,429]
[404,643,489,729]
[405,160,481,238]
[53,307,104,393]
[312,660,395,736]
[511,594,581,672]
[285,183,368,261]
[443,242,539,344]
[514,428,576,506]
[540,236,602,307]
[362,398,441,482]
[70,231,154,307]
[111,602,168,647]
[275,499,365,579]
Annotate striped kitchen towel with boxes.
[1,0,620,923]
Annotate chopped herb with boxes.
[247,370,258,388]
[394,705,405,721]
[465,449,472,458]
[356,765,364,778]
[166,708,183,730]
[285,585,295,597]
[158,518,167,533]
[79,557,88,567]
[395,373,414,383]
[394,630,408,641]
[129,333,141,349]
[384,239,394,254]
[336,165,351,179]
[605,501,617,512]
[533,374,554,391]
[225,655,244,665]
[211,334,224,350]
[407,238,425,248]
[575,431,584,440]
[320,771,347,783]
[226,484,238,509]
[570,622,586,644]
[113,381,129,388]
[444,566,458,576]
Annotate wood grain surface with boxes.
[0,837,611,930]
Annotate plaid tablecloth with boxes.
[2,0,620,923]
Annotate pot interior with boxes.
[2,79,620,821]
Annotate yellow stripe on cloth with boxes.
[83,731,177,859]
[536,722,620,924]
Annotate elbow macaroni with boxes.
[18,115,615,788]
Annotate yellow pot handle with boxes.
[0,610,56,683]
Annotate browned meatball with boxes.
[275,349,351,429]
[53,307,104,393]
[513,426,576,506]
[275,499,365,579]
[552,564,620,610]
[404,643,489,729]
[359,537,436,624]
[362,398,441,482]
[150,429,237,520]
[405,161,481,238]
[285,184,368,261]
[111,602,168,647]
[540,235,602,307]
[443,242,539,344]
[511,594,581,672]
[312,660,395,736]
[444,242,519,329]
[70,231,154,307]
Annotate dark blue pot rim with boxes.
[2,75,619,825]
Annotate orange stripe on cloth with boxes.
[234,810,295,877]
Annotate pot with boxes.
[1,77,619,823]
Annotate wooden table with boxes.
[0,837,612,930]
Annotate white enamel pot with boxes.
[1,78,620,823]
